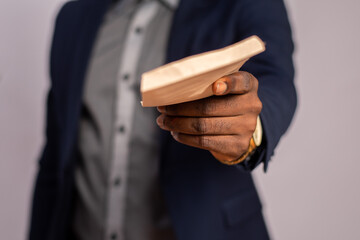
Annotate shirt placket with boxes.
[105,1,161,240]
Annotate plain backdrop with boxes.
[0,0,359,239]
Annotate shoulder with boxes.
[52,0,98,38]
[52,0,109,42]
[50,0,108,81]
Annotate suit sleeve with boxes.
[236,0,297,171]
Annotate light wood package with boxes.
[140,35,265,107]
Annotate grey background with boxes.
[0,0,359,239]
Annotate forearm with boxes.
[237,0,297,170]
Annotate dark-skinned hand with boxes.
[156,71,262,163]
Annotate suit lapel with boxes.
[56,0,111,173]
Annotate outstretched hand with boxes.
[156,71,262,163]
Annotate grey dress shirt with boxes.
[72,0,178,239]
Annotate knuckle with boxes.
[257,99,263,112]
[248,118,257,133]
[230,74,238,90]
[249,96,262,114]
[242,72,252,91]
[252,74,259,90]
[198,135,210,148]
[253,98,263,113]
[199,101,216,115]
[192,118,207,134]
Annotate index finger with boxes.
[157,94,246,117]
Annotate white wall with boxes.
[0,0,359,239]
[253,0,360,239]
[0,1,66,239]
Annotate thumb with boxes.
[212,71,254,96]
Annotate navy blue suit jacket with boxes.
[29,0,296,239]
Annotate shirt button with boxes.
[118,125,125,133]
[135,27,143,34]
[114,177,121,186]
[110,233,117,240]
[123,73,130,81]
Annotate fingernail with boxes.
[157,106,165,112]
[215,81,227,95]
[156,115,163,127]
[170,131,178,138]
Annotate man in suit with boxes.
[29,0,296,239]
